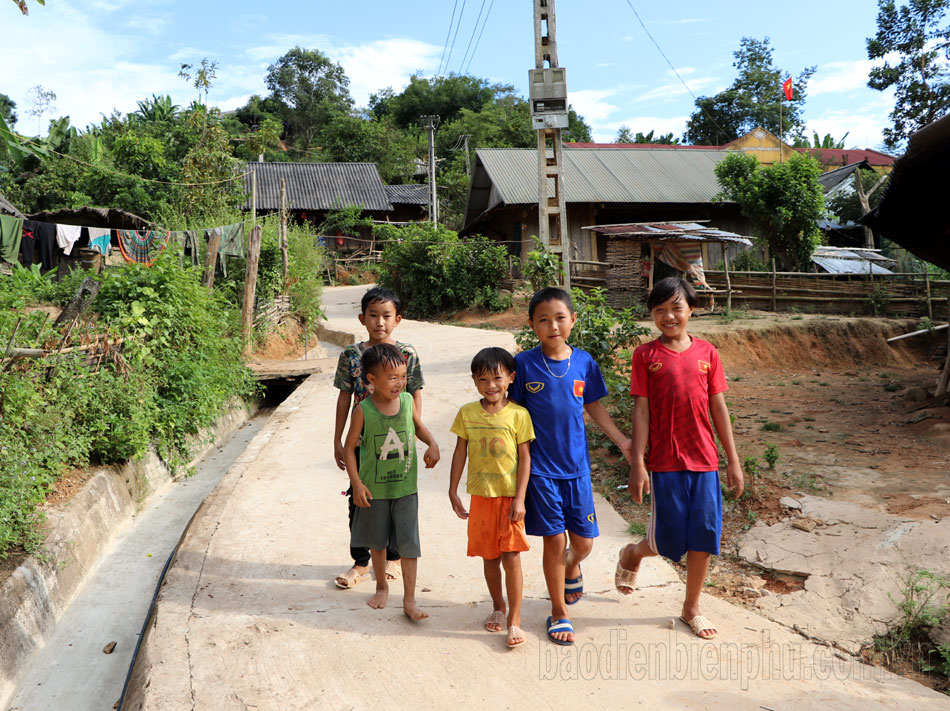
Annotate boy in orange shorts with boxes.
[449,347,535,648]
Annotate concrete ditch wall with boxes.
[0,401,255,707]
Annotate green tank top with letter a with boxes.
[359,391,417,499]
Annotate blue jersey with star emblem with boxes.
[509,346,608,479]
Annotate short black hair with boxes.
[360,343,406,382]
[361,286,400,314]
[471,347,516,377]
[646,277,697,310]
[528,287,573,319]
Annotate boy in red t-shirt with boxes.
[615,277,743,640]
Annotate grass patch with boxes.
[761,422,784,432]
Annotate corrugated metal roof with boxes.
[384,184,429,205]
[244,162,392,212]
[475,147,731,207]
[817,160,870,193]
[583,222,752,245]
[811,246,896,275]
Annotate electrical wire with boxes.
[463,0,495,76]
[437,0,461,78]
[442,0,468,78]
[457,0,487,75]
[622,0,729,143]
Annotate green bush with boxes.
[0,256,257,558]
[376,222,508,318]
[523,240,564,291]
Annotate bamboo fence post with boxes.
[202,229,221,288]
[771,258,777,312]
[242,225,263,352]
[724,251,732,312]
[925,268,933,320]
[251,170,257,223]
[279,177,289,284]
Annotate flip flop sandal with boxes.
[484,610,506,632]
[507,625,526,648]
[681,615,718,640]
[615,549,639,594]
[334,567,370,590]
[385,560,402,581]
[564,568,583,605]
[546,616,575,646]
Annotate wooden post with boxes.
[648,241,656,292]
[771,258,777,312]
[925,268,933,320]
[201,229,221,288]
[279,177,289,283]
[241,225,263,352]
[724,250,733,312]
[251,170,257,223]
[937,297,950,397]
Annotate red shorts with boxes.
[467,495,530,559]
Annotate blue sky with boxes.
[3,0,898,150]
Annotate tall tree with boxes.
[715,151,825,271]
[615,125,635,143]
[867,0,950,149]
[684,37,815,145]
[0,93,16,125]
[266,47,352,149]
[26,84,56,135]
[370,74,503,129]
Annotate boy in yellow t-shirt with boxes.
[449,347,535,648]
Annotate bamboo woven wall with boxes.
[605,239,643,308]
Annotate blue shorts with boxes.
[524,473,599,538]
[647,471,722,563]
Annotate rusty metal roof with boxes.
[244,162,392,212]
[581,221,753,246]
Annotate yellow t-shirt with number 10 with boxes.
[450,400,535,498]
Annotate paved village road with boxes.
[124,285,949,710]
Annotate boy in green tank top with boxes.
[343,343,440,621]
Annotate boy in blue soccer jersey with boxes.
[509,287,633,645]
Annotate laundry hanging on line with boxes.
[55,224,82,256]
[0,214,24,265]
[86,227,112,256]
[116,229,171,266]
[19,220,57,271]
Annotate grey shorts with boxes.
[350,493,420,558]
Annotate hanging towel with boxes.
[116,229,170,266]
[0,214,24,264]
[86,227,112,256]
[55,224,82,256]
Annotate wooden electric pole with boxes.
[531,0,571,288]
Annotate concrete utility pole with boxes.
[530,0,571,288]
[420,115,440,224]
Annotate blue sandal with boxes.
[546,616,575,646]
[564,566,583,605]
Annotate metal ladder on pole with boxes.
[533,0,571,289]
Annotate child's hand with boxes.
[423,444,440,468]
[619,437,634,464]
[333,440,346,471]
[727,460,744,499]
[628,462,650,504]
[352,482,373,508]
[449,492,469,519]
[509,498,525,522]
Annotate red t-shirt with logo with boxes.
[629,337,728,472]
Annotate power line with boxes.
[437,0,461,78]
[442,0,468,78]
[622,0,729,143]
[463,0,495,75]
[457,0,487,75]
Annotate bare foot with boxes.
[403,601,428,621]
[507,625,526,647]
[367,587,388,609]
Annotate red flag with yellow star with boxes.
[783,78,793,101]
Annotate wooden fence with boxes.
[702,270,950,320]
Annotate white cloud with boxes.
[569,88,621,123]
[806,100,894,151]
[809,59,878,96]
[124,15,171,36]
[632,75,719,103]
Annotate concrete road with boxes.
[124,285,948,710]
